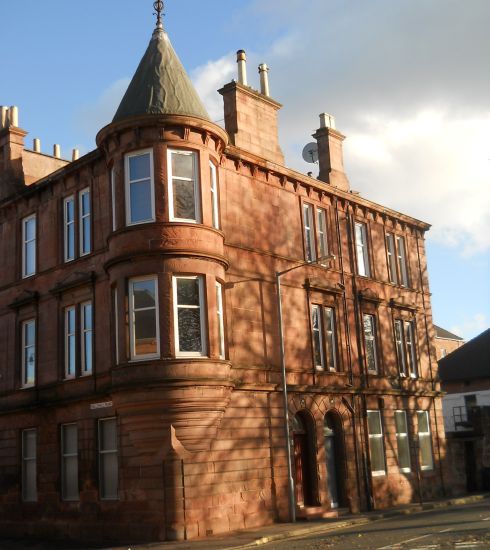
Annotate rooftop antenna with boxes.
[153,0,164,30]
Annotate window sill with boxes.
[371,471,386,477]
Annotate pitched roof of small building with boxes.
[113,26,210,123]
[434,324,464,341]
[438,328,490,382]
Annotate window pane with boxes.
[130,179,152,222]
[367,411,382,435]
[63,425,77,454]
[172,152,194,179]
[133,279,156,309]
[24,429,36,458]
[134,309,158,355]
[68,336,76,375]
[324,308,336,370]
[84,332,93,373]
[25,218,36,241]
[173,179,196,220]
[101,452,118,499]
[370,438,385,472]
[177,278,199,306]
[63,456,79,500]
[418,411,429,433]
[419,434,434,470]
[129,153,150,181]
[25,321,35,346]
[81,192,90,216]
[83,303,93,329]
[178,308,202,352]
[395,411,407,433]
[23,460,37,501]
[26,240,36,275]
[100,419,117,451]
[82,218,91,254]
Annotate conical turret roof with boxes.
[113,26,210,122]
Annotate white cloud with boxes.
[451,314,488,341]
[75,78,131,144]
[192,56,235,123]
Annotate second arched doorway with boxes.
[324,411,347,508]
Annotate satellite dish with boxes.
[302,142,319,164]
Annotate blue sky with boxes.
[1,0,489,340]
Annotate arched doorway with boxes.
[324,411,346,508]
[292,412,318,507]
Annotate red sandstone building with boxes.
[0,8,449,544]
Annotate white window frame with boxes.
[64,196,75,262]
[417,410,434,471]
[128,276,160,361]
[317,208,329,263]
[22,428,37,502]
[303,203,316,262]
[386,232,398,284]
[395,410,411,473]
[355,221,370,277]
[111,167,117,231]
[396,235,409,287]
[65,306,76,379]
[22,214,36,278]
[21,319,36,388]
[79,188,91,256]
[81,301,93,376]
[61,423,79,501]
[216,281,225,359]
[367,410,386,476]
[363,313,378,374]
[168,149,201,223]
[210,161,220,229]
[405,320,418,378]
[311,304,325,369]
[125,149,155,226]
[324,307,337,371]
[98,417,119,500]
[173,275,207,357]
[394,319,407,377]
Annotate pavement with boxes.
[102,493,490,550]
[1,493,488,550]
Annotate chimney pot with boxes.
[33,138,41,153]
[258,64,270,97]
[236,49,248,86]
[0,106,8,129]
[53,144,61,158]
[9,106,19,127]
[319,112,336,130]
[72,148,80,161]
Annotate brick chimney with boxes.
[218,51,284,165]
[0,105,27,199]
[313,113,350,192]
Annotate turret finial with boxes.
[153,0,164,30]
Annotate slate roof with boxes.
[113,27,210,123]
[438,328,490,382]
[434,324,464,341]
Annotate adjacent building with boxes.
[0,11,448,544]
[434,325,464,361]
[439,329,490,493]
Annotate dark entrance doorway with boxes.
[324,411,346,508]
[292,412,318,507]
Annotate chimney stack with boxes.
[53,144,61,158]
[258,64,270,97]
[0,106,8,129]
[72,148,80,161]
[33,138,41,153]
[237,50,248,86]
[312,113,350,191]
